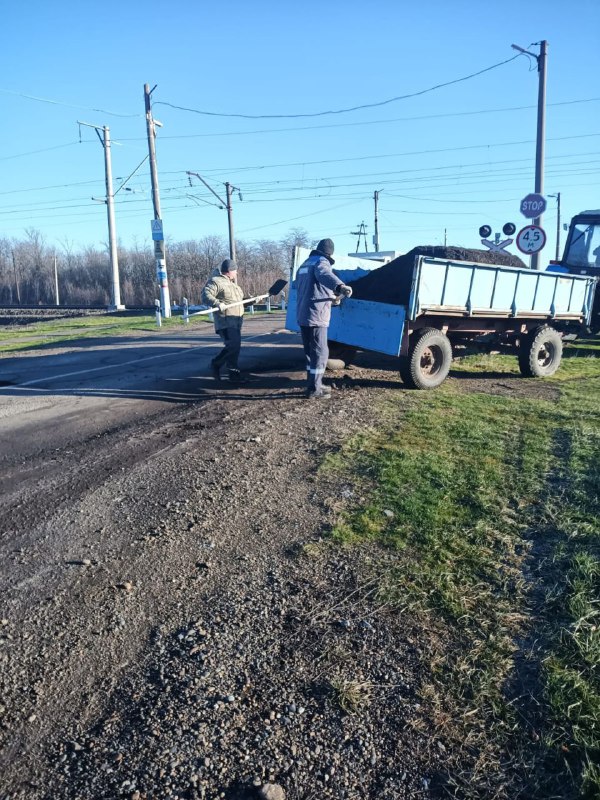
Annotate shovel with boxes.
[188,278,288,317]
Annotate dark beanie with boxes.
[221,258,237,273]
[316,238,334,257]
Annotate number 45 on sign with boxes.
[516,225,547,255]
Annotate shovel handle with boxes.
[188,294,268,318]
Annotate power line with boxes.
[153,53,523,120]
[0,87,141,118]
[0,141,91,162]
[117,96,600,141]
[184,132,600,176]
[237,201,363,234]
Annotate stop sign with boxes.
[520,193,547,218]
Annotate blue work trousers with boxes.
[300,325,328,393]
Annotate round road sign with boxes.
[516,225,547,254]
[520,193,547,218]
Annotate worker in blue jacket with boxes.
[295,238,353,399]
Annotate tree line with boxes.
[0,228,313,307]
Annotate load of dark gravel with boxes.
[347,246,527,306]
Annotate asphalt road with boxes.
[0,313,303,469]
[0,312,307,635]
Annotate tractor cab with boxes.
[561,210,600,276]
[559,210,600,332]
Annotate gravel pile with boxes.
[348,246,527,306]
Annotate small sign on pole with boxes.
[516,225,547,254]
[151,219,164,241]
[520,194,547,219]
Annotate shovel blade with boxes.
[268,279,288,297]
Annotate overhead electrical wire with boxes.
[116,96,600,141]
[185,132,600,176]
[153,53,523,119]
[0,87,141,118]
[2,156,597,218]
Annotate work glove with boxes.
[217,302,227,312]
[338,284,353,298]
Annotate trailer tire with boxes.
[400,328,453,389]
[518,325,563,378]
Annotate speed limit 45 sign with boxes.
[516,225,547,254]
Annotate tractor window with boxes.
[565,223,600,268]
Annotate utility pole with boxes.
[373,190,382,252]
[78,120,124,310]
[351,222,369,252]
[186,172,241,262]
[144,83,171,318]
[444,228,447,247]
[11,250,21,305]
[549,192,561,260]
[225,182,236,261]
[53,255,59,306]
[512,40,548,270]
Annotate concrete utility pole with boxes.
[11,250,21,305]
[512,40,548,270]
[225,182,236,261]
[373,190,382,252]
[145,83,171,318]
[53,255,59,306]
[549,192,561,260]
[78,120,124,310]
[186,172,240,261]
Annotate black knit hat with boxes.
[316,239,335,257]
[221,258,237,273]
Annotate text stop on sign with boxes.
[520,193,547,219]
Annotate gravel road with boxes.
[2,318,544,800]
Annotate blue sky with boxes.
[2,0,599,261]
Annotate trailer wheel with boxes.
[400,328,453,389]
[518,326,563,378]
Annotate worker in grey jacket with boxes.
[202,259,247,383]
[295,239,352,399]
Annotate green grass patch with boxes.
[324,340,600,797]
[0,311,211,354]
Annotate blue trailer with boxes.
[285,247,597,389]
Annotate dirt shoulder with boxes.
[0,360,440,800]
